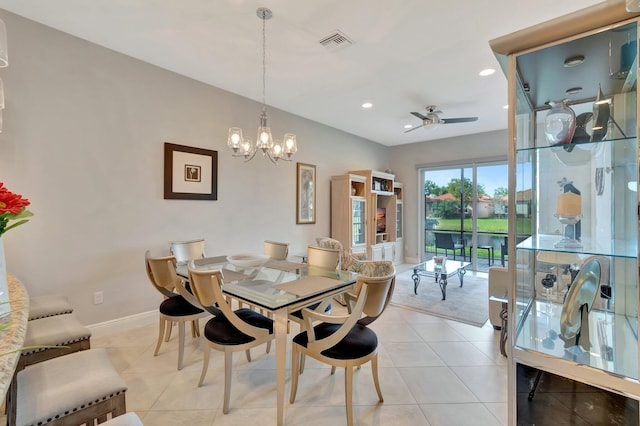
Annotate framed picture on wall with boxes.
[164,142,218,200]
[296,162,316,224]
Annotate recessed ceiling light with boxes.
[404,124,413,129]
[361,102,373,109]
[563,55,585,67]
[479,68,496,77]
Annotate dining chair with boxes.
[343,260,396,313]
[289,270,396,426]
[169,238,206,264]
[264,240,289,260]
[145,251,209,370]
[307,244,341,270]
[187,263,274,414]
[288,245,339,328]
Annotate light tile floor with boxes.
[89,302,508,426]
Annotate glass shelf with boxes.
[517,235,638,259]
[516,300,638,380]
[515,136,637,153]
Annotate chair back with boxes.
[360,272,396,321]
[188,263,269,339]
[316,237,345,269]
[145,251,179,298]
[264,240,289,260]
[145,251,202,307]
[434,232,455,250]
[170,239,206,263]
[307,245,340,270]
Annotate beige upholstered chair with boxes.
[289,271,396,426]
[264,240,289,260]
[307,245,340,270]
[170,238,206,264]
[288,245,339,326]
[315,237,347,269]
[8,348,127,426]
[145,251,209,370]
[187,263,274,414]
[343,260,396,313]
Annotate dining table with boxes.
[176,255,358,426]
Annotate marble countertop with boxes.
[0,275,29,400]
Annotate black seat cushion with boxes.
[293,323,377,360]
[159,295,204,316]
[290,302,332,320]
[204,308,273,346]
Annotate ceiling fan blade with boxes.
[440,117,478,124]
[403,125,424,133]
[410,111,428,120]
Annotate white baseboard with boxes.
[87,310,156,339]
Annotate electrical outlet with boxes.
[93,291,103,305]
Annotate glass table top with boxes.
[175,256,358,311]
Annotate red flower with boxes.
[0,182,30,215]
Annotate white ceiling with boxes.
[0,0,605,146]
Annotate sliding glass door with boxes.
[421,160,508,271]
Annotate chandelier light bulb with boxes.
[228,127,243,151]
[241,138,252,156]
[284,133,297,155]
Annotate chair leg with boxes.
[154,317,165,356]
[330,366,337,375]
[299,353,306,374]
[191,319,200,338]
[372,354,383,402]
[198,345,210,387]
[345,366,354,426]
[266,340,271,354]
[289,345,300,403]
[165,321,174,342]
[223,350,233,414]
[245,349,251,362]
[178,320,186,370]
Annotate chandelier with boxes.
[227,7,297,165]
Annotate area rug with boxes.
[390,268,489,327]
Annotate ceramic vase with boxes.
[544,100,576,145]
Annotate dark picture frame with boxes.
[296,162,316,224]
[164,142,217,200]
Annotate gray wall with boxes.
[0,10,509,325]
[389,130,508,262]
[0,11,389,324]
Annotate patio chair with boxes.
[434,232,465,261]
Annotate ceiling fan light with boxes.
[423,121,439,130]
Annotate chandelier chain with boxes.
[262,10,266,108]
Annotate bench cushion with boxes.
[16,348,127,426]
[23,313,91,355]
[28,295,73,320]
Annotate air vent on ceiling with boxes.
[319,30,353,51]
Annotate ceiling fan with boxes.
[405,106,478,133]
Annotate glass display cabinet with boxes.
[491,3,640,423]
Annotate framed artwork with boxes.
[296,162,316,224]
[164,142,218,200]
[296,163,316,224]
